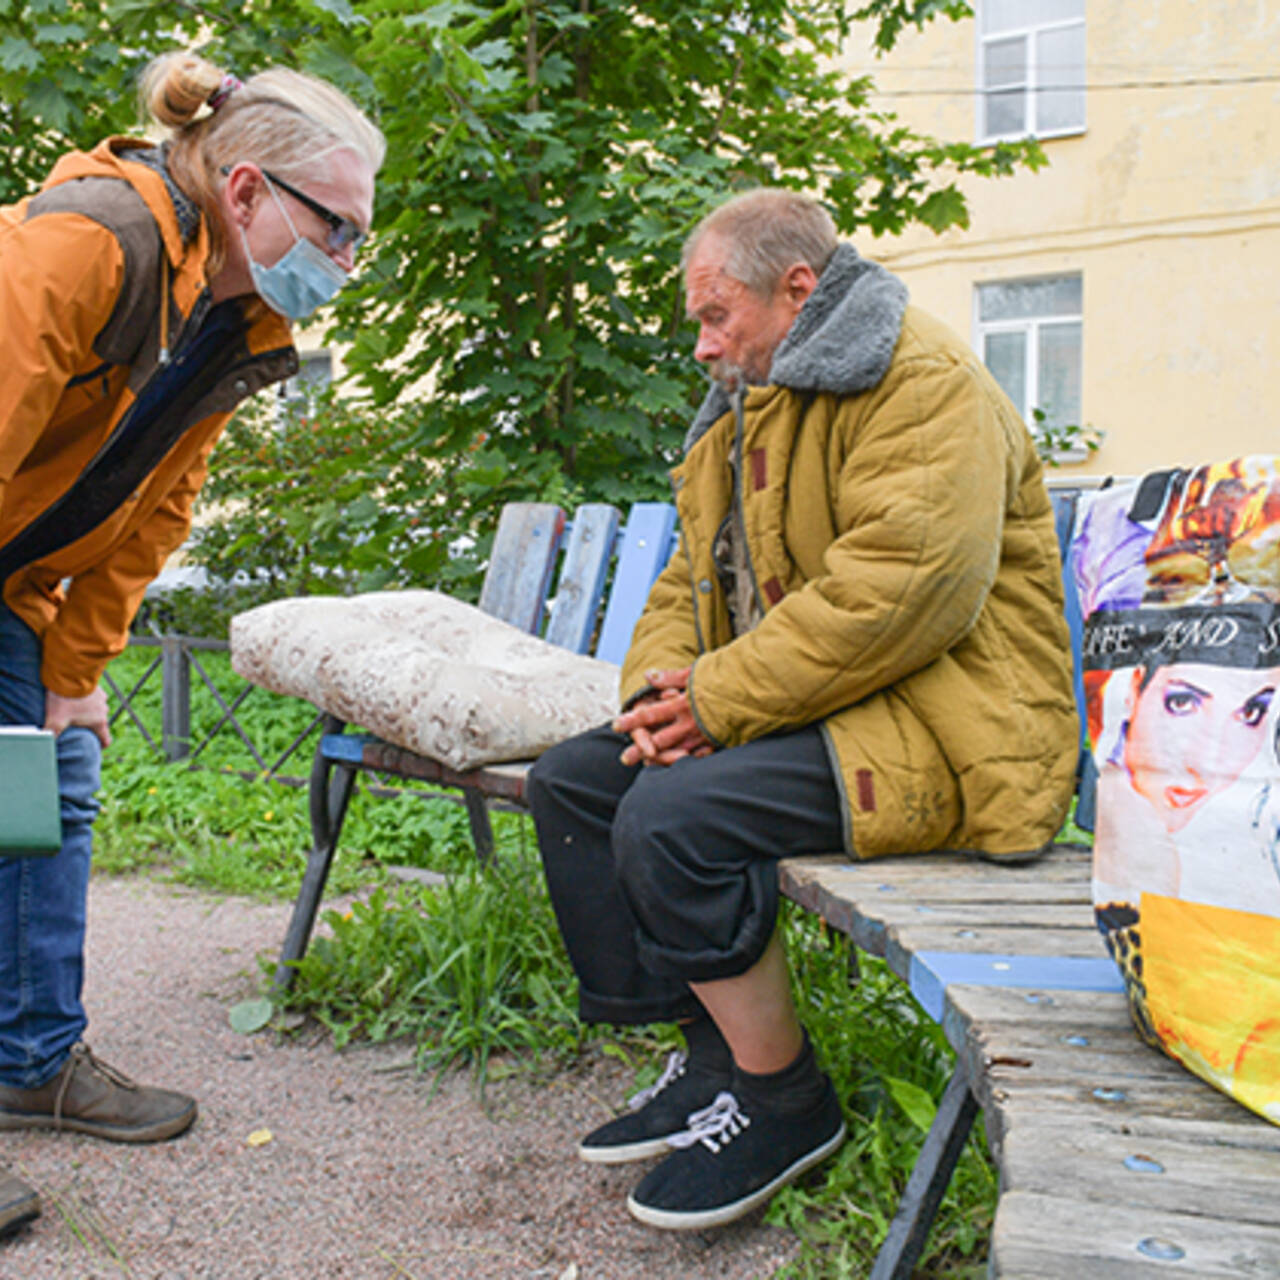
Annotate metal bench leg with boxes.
[869,1059,981,1280]
[464,790,495,866]
[273,716,358,993]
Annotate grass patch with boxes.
[282,834,583,1087]
[772,907,995,1277]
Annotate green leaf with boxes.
[229,997,275,1035]
[26,79,76,133]
[884,1074,937,1133]
[917,185,969,233]
[0,36,41,73]
[302,0,360,25]
[33,22,89,44]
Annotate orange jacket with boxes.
[0,138,297,698]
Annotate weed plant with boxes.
[772,906,994,1277]
[98,644,1001,1276]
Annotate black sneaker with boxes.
[579,1050,732,1165]
[626,1078,846,1229]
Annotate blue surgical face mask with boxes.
[241,181,348,321]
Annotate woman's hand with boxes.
[44,687,111,749]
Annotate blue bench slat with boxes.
[595,502,679,666]
[321,732,373,764]
[909,951,1125,1022]
[1049,489,1087,738]
[544,504,621,655]
[477,502,566,634]
[1050,486,1097,833]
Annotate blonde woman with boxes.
[0,52,383,1234]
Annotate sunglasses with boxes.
[261,168,367,253]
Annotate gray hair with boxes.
[682,188,838,296]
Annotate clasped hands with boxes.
[613,666,713,767]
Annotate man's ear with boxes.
[783,261,819,312]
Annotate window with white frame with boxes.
[979,0,1085,141]
[976,275,1082,441]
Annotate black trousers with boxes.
[527,723,845,1026]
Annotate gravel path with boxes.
[1,875,800,1280]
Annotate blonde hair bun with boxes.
[140,52,225,128]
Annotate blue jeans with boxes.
[0,603,101,1088]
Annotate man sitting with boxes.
[527,187,1077,1230]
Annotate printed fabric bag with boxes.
[1072,456,1280,1125]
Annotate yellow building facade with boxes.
[839,0,1280,477]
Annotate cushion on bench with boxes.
[229,590,619,770]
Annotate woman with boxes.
[0,51,384,1233]
[1095,658,1279,903]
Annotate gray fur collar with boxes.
[682,243,908,453]
[125,144,202,245]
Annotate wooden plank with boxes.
[477,502,565,634]
[943,986,1135,1080]
[975,1021,1178,1069]
[992,1076,1275,1131]
[816,878,1095,906]
[867,901,1094,930]
[990,1189,1280,1278]
[984,1075,1266,1131]
[996,1101,1280,1154]
[946,983,1136,1033]
[544,503,620,654]
[358,741,529,803]
[971,1029,1203,1095]
[998,1118,1280,1226]
[781,853,1101,972]
[782,847,1094,890]
[594,502,678,665]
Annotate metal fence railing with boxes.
[103,635,474,811]
[104,635,322,784]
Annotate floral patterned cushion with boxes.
[229,590,619,770]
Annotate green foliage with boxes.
[0,0,147,204]
[1030,406,1105,468]
[773,905,995,1277]
[852,0,974,54]
[2,0,1044,601]
[282,844,584,1086]
[170,392,497,631]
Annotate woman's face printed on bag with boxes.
[1124,662,1277,831]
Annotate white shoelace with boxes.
[627,1049,688,1111]
[668,1090,750,1153]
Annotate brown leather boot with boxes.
[0,1043,196,1143]
[0,1172,39,1238]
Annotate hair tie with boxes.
[207,74,243,112]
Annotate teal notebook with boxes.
[0,727,61,856]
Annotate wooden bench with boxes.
[272,500,678,989]
[275,485,1280,1276]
